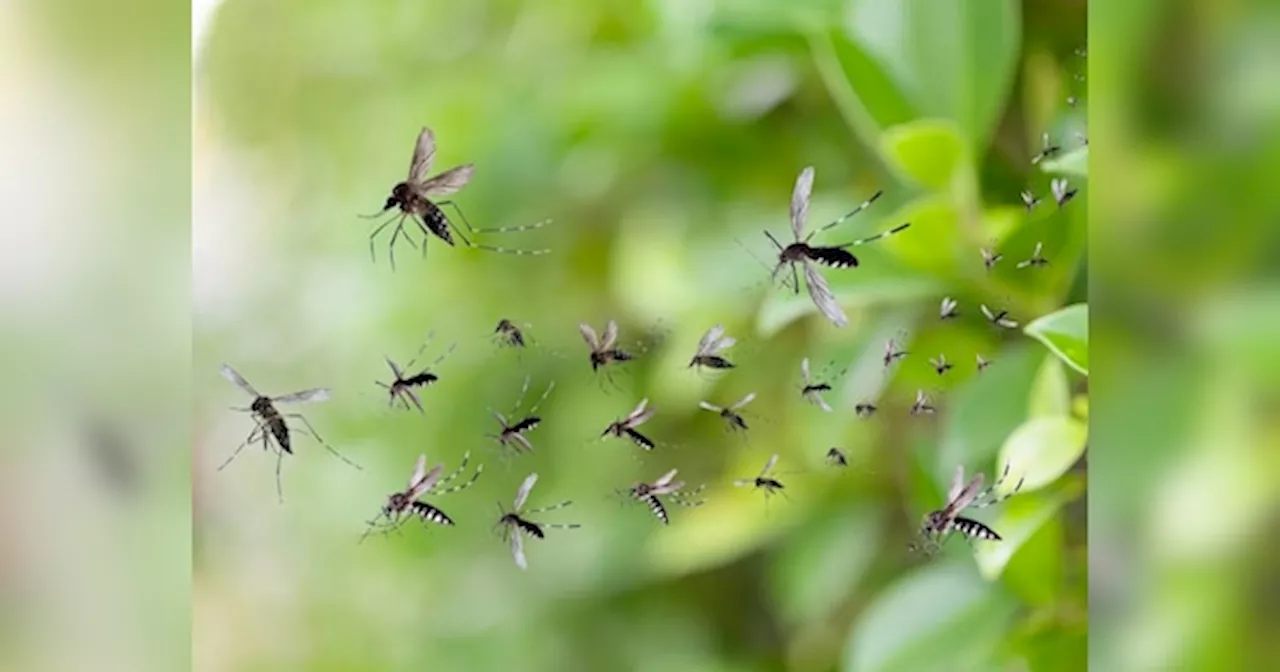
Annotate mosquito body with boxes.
[361,127,550,268]
[1017,242,1049,270]
[580,319,634,379]
[495,473,579,570]
[735,454,788,500]
[698,392,757,433]
[494,319,529,348]
[601,398,658,451]
[913,463,1024,555]
[762,166,906,327]
[854,402,878,418]
[910,389,937,416]
[981,304,1019,329]
[488,377,556,456]
[688,324,736,372]
[1051,178,1077,208]
[883,334,910,368]
[826,448,849,468]
[360,452,483,542]
[1020,190,1041,211]
[1031,133,1062,165]
[981,245,1003,271]
[376,334,456,413]
[929,354,953,376]
[219,364,359,502]
[940,297,959,320]
[977,354,993,373]
[625,468,706,525]
[799,357,840,412]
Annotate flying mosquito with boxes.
[494,319,531,349]
[929,354,953,376]
[981,244,1003,271]
[375,334,456,413]
[1031,132,1062,165]
[1017,242,1049,269]
[360,127,550,268]
[977,354,993,373]
[1051,178,1077,208]
[580,319,634,388]
[762,166,908,327]
[854,401,878,418]
[981,303,1019,329]
[913,463,1025,555]
[688,324,736,372]
[734,453,788,500]
[219,364,359,502]
[826,447,849,468]
[910,389,937,415]
[698,392,757,433]
[601,398,658,451]
[624,469,706,526]
[1020,190,1041,211]
[495,473,580,570]
[799,357,840,412]
[488,376,556,456]
[883,333,910,367]
[359,452,483,542]
[940,297,959,320]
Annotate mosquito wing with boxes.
[272,388,331,404]
[419,164,476,197]
[980,304,996,322]
[513,473,538,511]
[790,166,815,239]
[800,357,813,384]
[410,463,445,499]
[945,464,967,503]
[652,468,679,489]
[696,324,725,356]
[945,473,986,516]
[730,392,757,411]
[802,259,848,327]
[219,364,259,398]
[408,454,427,490]
[601,320,619,350]
[808,392,832,413]
[711,335,736,353]
[578,323,600,350]
[628,398,656,426]
[408,127,436,184]
[697,401,722,413]
[511,528,527,570]
[760,453,779,478]
[384,356,404,380]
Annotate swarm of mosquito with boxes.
[688,324,736,373]
[360,452,483,542]
[622,469,706,526]
[495,473,580,570]
[487,376,555,457]
[361,126,550,269]
[375,333,456,413]
[218,364,360,503]
[760,166,909,327]
[601,398,658,451]
[911,463,1024,556]
[1017,242,1049,270]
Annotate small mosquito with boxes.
[1067,95,1078,108]
[495,473,580,570]
[360,452,483,542]
[1051,178,1077,208]
[734,454,788,501]
[913,463,1024,555]
[929,354,953,376]
[688,324,736,372]
[601,398,658,451]
[219,364,359,502]
[826,447,849,468]
[1017,242,1049,270]
[940,297,960,320]
[698,392,757,433]
[488,376,556,456]
[361,127,550,268]
[1020,190,1041,211]
[799,357,840,412]
[1031,133,1062,165]
[763,166,907,327]
[981,303,1019,329]
[977,354,993,373]
[883,333,910,368]
[375,334,456,413]
[624,468,706,526]
[580,319,634,373]
[494,319,530,349]
[981,245,1003,271]
[854,401,878,418]
[910,389,937,415]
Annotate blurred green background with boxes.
[193,1,1087,670]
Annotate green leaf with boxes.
[845,562,1017,672]
[844,0,1021,150]
[1024,304,1088,375]
[1027,355,1070,419]
[973,477,1083,581]
[770,505,882,625]
[1039,146,1088,178]
[880,120,967,190]
[999,417,1088,493]
[998,511,1064,606]
[937,346,1041,479]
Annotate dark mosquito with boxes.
[360,126,550,269]
[854,401,878,418]
[762,166,907,327]
[361,452,483,542]
[488,376,556,457]
[219,364,359,502]
[1031,132,1062,165]
[929,354,953,376]
[981,303,1019,329]
[1051,178,1077,208]
[940,296,959,320]
[826,447,849,468]
[883,332,910,368]
[1020,190,1041,211]
[1017,242,1049,270]
[910,389,937,416]
[495,473,580,570]
[623,468,706,526]
[688,324,736,372]
[601,398,658,451]
[981,244,1003,271]
[912,463,1024,555]
[977,354,993,373]
[799,357,842,412]
[494,319,530,349]
[734,453,788,500]
[375,333,456,413]
[698,392,757,433]
[581,319,633,369]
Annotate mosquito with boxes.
[580,320,634,390]
[913,463,1024,555]
[981,245,1003,271]
[219,364,359,502]
[734,453,788,501]
[698,392,757,433]
[799,357,839,412]
[494,319,530,349]
[910,389,937,415]
[940,297,959,320]
[1017,242,1049,270]
[1051,178,1077,208]
[360,126,550,268]
[359,452,483,542]
[1020,190,1041,211]
[977,354,993,373]
[601,398,658,451]
[1031,132,1062,165]
[495,473,580,570]
[763,166,907,327]
[488,376,556,456]
[624,468,706,526]
[854,401,878,418]
[981,303,1019,329]
[929,354,953,376]
[688,324,736,372]
[883,333,910,368]
[826,447,849,468]
[375,334,456,413]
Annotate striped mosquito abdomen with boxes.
[643,495,669,525]
[411,500,454,526]
[420,200,455,246]
[804,246,859,268]
[759,478,783,490]
[951,516,1001,541]
[508,416,541,434]
[689,355,734,369]
[251,397,292,453]
[623,428,655,450]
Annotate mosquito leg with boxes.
[275,449,285,504]
[433,463,483,495]
[803,191,884,241]
[367,214,400,264]
[432,451,473,489]
[842,221,912,247]
[218,423,265,471]
[524,500,574,515]
[284,413,362,470]
[437,200,551,234]
[791,264,800,296]
[540,522,582,531]
[512,375,532,414]
[528,380,555,415]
